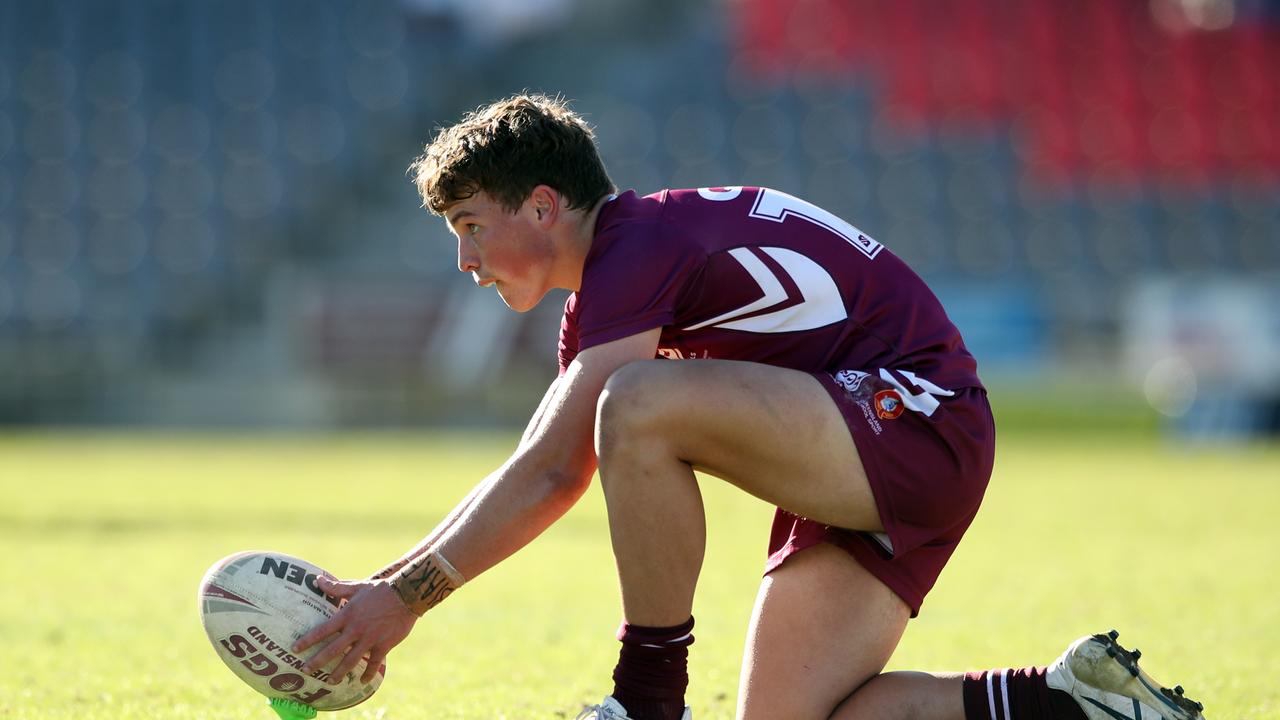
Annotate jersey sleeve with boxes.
[573,220,704,353]
[557,293,581,376]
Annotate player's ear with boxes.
[528,185,559,227]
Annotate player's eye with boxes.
[466,224,480,235]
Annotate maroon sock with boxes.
[962,667,1087,720]
[610,616,694,720]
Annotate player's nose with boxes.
[457,238,480,273]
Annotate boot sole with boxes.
[1069,630,1205,720]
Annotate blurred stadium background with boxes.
[1,0,1278,437]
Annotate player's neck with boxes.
[558,193,612,292]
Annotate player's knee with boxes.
[596,360,675,452]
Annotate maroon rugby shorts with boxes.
[765,368,996,617]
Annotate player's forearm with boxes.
[518,376,562,450]
[387,354,631,610]
[367,479,491,580]
[435,453,594,582]
[375,377,566,582]
[386,455,593,615]
[374,379,569,584]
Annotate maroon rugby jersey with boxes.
[558,187,982,392]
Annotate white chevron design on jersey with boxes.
[877,368,956,417]
[684,247,847,333]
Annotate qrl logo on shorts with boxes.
[874,389,905,420]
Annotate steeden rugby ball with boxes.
[198,550,385,710]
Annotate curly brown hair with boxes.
[409,93,616,216]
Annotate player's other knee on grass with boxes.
[595,360,683,465]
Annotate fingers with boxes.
[299,630,353,675]
[361,649,387,684]
[293,614,344,655]
[294,578,360,654]
[328,638,375,686]
[291,579,403,685]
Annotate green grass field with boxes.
[2,422,1278,719]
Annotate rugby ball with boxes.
[198,551,385,710]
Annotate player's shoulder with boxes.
[578,189,708,301]
[595,186,764,245]
[589,188,698,263]
[597,186,763,230]
[594,189,667,233]
[659,185,766,211]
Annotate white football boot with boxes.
[575,696,692,720]
[1047,630,1206,720]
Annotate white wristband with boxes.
[432,550,467,588]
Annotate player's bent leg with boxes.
[594,359,882,626]
[736,543,911,720]
[828,672,964,720]
[833,631,1210,720]
[597,359,881,528]
[593,359,892,719]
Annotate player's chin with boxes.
[495,286,541,313]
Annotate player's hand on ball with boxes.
[294,576,417,684]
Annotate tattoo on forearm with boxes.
[390,554,459,616]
